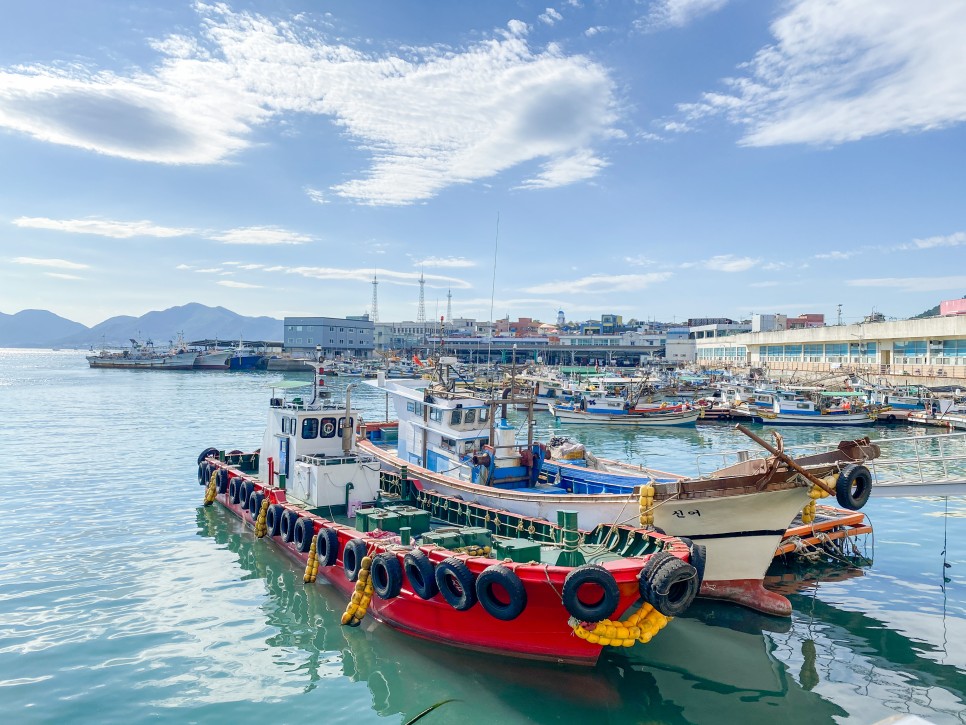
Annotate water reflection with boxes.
[195,503,966,724]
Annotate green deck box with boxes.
[353,506,383,531]
[421,529,463,550]
[458,527,493,549]
[365,510,402,533]
[494,538,542,563]
[384,505,431,536]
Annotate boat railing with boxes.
[694,430,966,487]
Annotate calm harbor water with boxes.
[1,349,964,724]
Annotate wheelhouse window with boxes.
[301,418,319,439]
[320,417,337,438]
[478,408,490,423]
[450,410,462,425]
[429,408,442,422]
[337,416,354,437]
[463,409,476,424]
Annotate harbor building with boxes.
[695,315,966,379]
[283,315,374,358]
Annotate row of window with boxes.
[405,401,491,426]
[281,415,354,439]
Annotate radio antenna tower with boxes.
[370,271,379,323]
[446,289,452,324]
[416,270,426,323]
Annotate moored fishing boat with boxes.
[195,368,702,665]
[362,361,878,616]
[549,397,701,426]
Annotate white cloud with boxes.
[209,226,313,245]
[305,187,328,205]
[13,216,193,238]
[584,26,605,37]
[899,232,966,250]
[175,264,193,270]
[848,276,966,293]
[624,255,656,267]
[413,256,477,268]
[640,0,729,31]
[539,8,563,26]
[0,6,621,205]
[287,266,472,289]
[518,148,609,189]
[12,256,89,270]
[194,267,224,274]
[700,254,759,272]
[45,272,83,280]
[217,280,262,288]
[525,272,671,294]
[677,1,966,146]
[814,250,855,260]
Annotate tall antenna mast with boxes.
[446,289,452,325]
[370,271,379,323]
[416,270,426,323]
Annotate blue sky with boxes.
[1,0,964,328]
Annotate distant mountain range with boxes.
[0,303,283,348]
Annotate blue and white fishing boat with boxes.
[549,392,701,426]
[359,359,878,616]
[760,391,876,426]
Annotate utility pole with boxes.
[837,304,843,326]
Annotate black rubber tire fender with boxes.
[343,539,368,582]
[562,564,619,623]
[371,553,404,599]
[316,528,339,566]
[216,468,230,494]
[265,504,284,537]
[836,463,873,510]
[476,565,527,621]
[198,461,211,485]
[676,537,707,589]
[279,509,299,543]
[645,557,700,617]
[404,550,438,600]
[237,481,252,511]
[228,477,241,504]
[435,557,477,611]
[198,447,219,465]
[293,517,315,553]
[637,551,676,603]
[248,490,264,520]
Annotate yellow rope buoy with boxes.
[303,538,319,583]
[801,481,831,524]
[638,484,655,527]
[570,602,670,647]
[254,497,270,538]
[203,469,218,506]
[341,554,374,626]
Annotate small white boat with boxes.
[760,392,875,426]
[549,397,701,426]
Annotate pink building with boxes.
[787,313,825,329]
[940,298,966,316]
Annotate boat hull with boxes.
[359,441,810,616]
[550,404,700,427]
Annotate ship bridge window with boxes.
[463,409,476,424]
[337,416,354,437]
[429,408,442,422]
[450,410,462,425]
[478,408,490,423]
[321,417,337,438]
[301,418,319,439]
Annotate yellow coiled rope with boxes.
[570,602,670,648]
[254,498,269,538]
[341,555,374,626]
[303,536,319,583]
[203,469,218,506]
